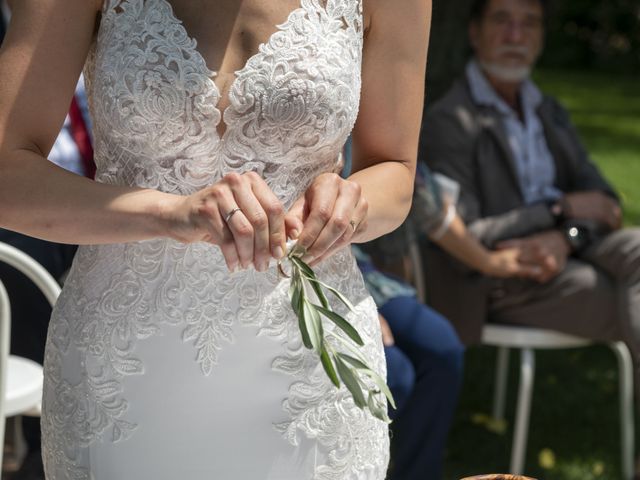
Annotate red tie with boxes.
[68,96,96,179]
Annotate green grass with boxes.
[534,69,640,226]
[443,69,640,480]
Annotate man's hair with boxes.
[469,0,548,23]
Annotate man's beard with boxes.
[478,46,536,83]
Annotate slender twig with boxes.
[280,247,395,423]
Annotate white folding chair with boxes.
[483,324,634,479]
[0,242,61,477]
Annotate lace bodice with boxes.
[85,0,363,206]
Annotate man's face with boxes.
[469,0,544,82]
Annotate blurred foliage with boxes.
[542,0,640,73]
[426,0,640,104]
[534,69,640,226]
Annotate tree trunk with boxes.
[425,0,475,104]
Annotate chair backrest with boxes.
[407,239,427,303]
[0,241,62,473]
[0,242,62,307]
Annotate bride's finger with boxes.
[296,176,340,260]
[309,198,367,267]
[284,197,305,241]
[197,195,240,272]
[305,180,362,261]
[218,227,241,272]
[228,180,272,272]
[247,172,286,265]
[216,185,255,270]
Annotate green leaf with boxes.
[290,278,302,317]
[302,299,323,353]
[314,306,364,346]
[297,300,313,350]
[289,257,330,308]
[338,353,369,370]
[320,348,340,388]
[299,275,355,312]
[309,281,329,309]
[368,391,391,423]
[361,368,396,410]
[289,256,315,279]
[335,356,367,409]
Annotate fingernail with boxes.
[302,254,315,264]
[228,263,237,273]
[290,229,300,240]
[273,246,284,260]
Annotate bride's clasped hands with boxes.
[163,170,368,272]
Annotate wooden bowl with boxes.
[460,476,537,480]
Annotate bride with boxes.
[0,0,431,478]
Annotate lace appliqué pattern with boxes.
[42,0,389,478]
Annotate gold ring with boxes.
[224,207,241,223]
[349,220,357,233]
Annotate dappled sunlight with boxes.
[535,69,640,226]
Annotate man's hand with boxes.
[379,314,395,347]
[563,191,622,231]
[497,230,571,283]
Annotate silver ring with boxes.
[224,207,242,223]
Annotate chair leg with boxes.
[4,416,27,473]
[492,347,510,422]
[611,341,635,480]
[510,348,535,475]
[0,419,4,480]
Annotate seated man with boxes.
[420,0,640,373]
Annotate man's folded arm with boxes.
[421,108,556,248]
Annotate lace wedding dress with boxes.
[41,0,389,478]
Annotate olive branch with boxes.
[279,247,396,423]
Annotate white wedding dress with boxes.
[41,0,389,478]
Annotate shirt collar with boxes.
[466,59,543,116]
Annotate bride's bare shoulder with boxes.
[362,0,430,36]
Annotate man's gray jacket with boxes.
[420,77,618,345]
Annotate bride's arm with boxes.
[0,0,288,272]
[288,0,432,264]
[348,0,432,241]
[0,0,171,244]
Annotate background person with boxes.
[419,0,640,412]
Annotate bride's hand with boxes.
[285,173,368,266]
[166,172,286,272]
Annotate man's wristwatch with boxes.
[563,223,591,254]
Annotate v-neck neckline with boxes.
[157,0,308,141]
